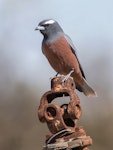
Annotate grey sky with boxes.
[0,0,113,89]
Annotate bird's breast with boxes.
[42,36,80,75]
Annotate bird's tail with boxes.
[81,78,97,97]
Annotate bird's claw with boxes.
[49,72,59,80]
[55,72,59,77]
[62,68,74,83]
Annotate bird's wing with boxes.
[64,34,86,79]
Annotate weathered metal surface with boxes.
[38,76,92,149]
[43,136,92,150]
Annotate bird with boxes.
[35,19,96,97]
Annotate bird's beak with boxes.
[35,25,45,31]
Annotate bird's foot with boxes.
[62,68,74,83]
[55,72,59,77]
[49,72,59,81]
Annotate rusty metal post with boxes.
[38,76,92,150]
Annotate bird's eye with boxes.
[45,24,49,27]
[42,23,49,27]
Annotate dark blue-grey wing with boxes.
[64,34,86,79]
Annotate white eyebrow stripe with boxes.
[44,20,55,25]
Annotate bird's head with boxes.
[35,19,63,38]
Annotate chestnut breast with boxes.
[42,36,80,75]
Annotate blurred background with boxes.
[0,0,113,149]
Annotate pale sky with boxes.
[0,0,113,91]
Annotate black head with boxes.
[35,19,64,39]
